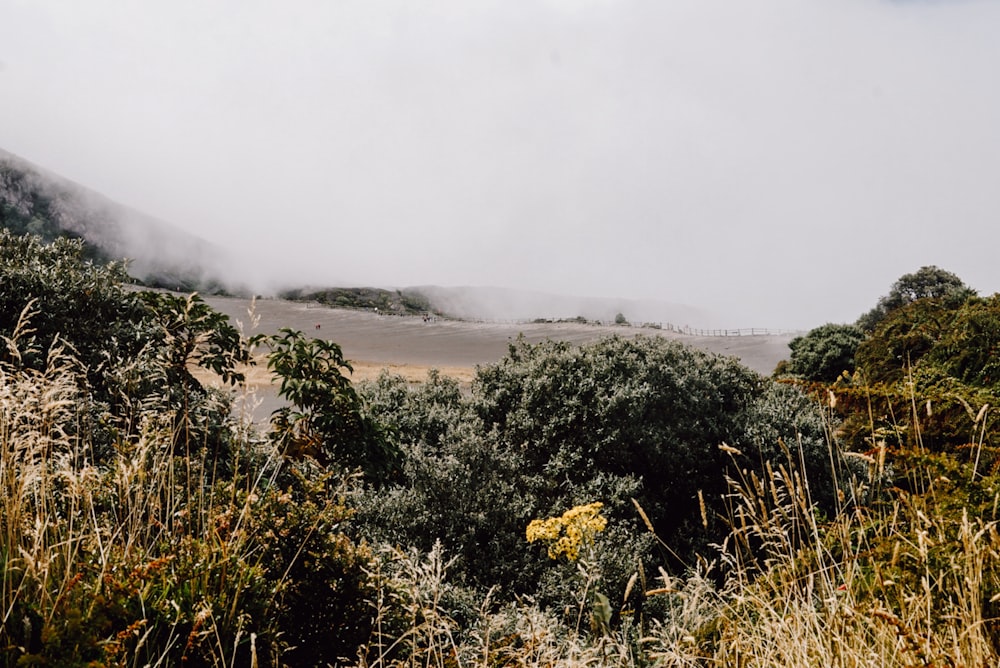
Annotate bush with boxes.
[0,230,146,400]
[784,323,865,382]
[254,328,399,483]
[857,265,974,333]
[357,336,839,616]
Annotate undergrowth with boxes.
[2,297,999,665]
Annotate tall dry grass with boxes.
[358,390,1000,668]
[0,301,293,665]
[3,296,999,665]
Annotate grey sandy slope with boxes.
[206,295,791,376]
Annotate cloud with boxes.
[1,0,999,329]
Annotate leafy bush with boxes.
[0,230,146,398]
[857,265,974,333]
[473,336,837,563]
[784,323,865,382]
[357,336,839,618]
[253,328,399,483]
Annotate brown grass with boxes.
[192,354,476,391]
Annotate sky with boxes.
[1,0,999,330]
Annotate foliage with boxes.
[357,336,838,621]
[252,462,379,667]
[856,295,1000,390]
[0,323,375,666]
[0,231,251,466]
[9,227,1000,665]
[857,265,974,332]
[0,230,146,395]
[526,502,608,561]
[783,322,865,382]
[139,291,249,389]
[473,335,836,565]
[279,286,432,315]
[138,291,250,458]
[254,328,399,483]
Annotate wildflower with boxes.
[526,502,607,561]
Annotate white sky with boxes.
[1,0,999,329]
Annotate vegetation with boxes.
[784,322,866,382]
[3,235,1000,666]
[252,327,400,483]
[279,286,433,315]
[856,264,975,332]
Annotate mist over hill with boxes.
[0,147,721,327]
[0,147,245,293]
[411,285,720,327]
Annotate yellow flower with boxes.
[526,502,607,561]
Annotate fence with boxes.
[655,324,802,337]
[433,316,801,337]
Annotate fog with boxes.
[1,0,999,329]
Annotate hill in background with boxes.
[0,147,243,294]
[0,147,720,328]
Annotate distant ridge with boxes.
[0,147,244,294]
[409,285,722,329]
[0,147,727,329]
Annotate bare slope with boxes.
[206,295,790,380]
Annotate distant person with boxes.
[315,323,321,330]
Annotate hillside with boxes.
[0,147,752,330]
[2,194,1000,666]
[0,147,242,293]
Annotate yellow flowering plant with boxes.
[526,502,607,561]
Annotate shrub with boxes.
[857,265,974,333]
[0,230,146,400]
[357,336,839,619]
[473,336,836,565]
[253,328,399,484]
[784,323,865,382]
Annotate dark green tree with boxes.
[139,291,249,390]
[856,294,1000,391]
[472,336,835,566]
[855,297,957,386]
[138,291,250,456]
[857,265,974,332]
[784,323,866,382]
[927,295,1000,388]
[0,231,251,463]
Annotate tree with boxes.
[857,266,974,332]
[784,323,866,382]
[254,328,399,483]
[138,291,250,456]
[0,231,252,463]
[139,291,249,390]
[855,298,955,385]
[472,336,836,566]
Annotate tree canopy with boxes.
[857,265,975,332]
[785,323,866,382]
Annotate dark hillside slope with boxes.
[0,147,241,293]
